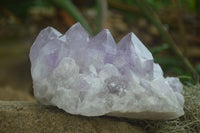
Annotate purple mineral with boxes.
[30,22,184,120]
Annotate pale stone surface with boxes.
[0,101,145,133]
[30,22,184,120]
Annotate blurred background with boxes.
[0,0,199,100]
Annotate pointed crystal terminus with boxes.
[30,22,184,120]
[30,27,62,62]
[116,33,154,79]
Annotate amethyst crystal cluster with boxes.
[30,23,184,120]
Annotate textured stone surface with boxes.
[30,22,184,120]
[0,101,145,133]
[0,87,34,101]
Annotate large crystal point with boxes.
[85,29,117,71]
[116,33,153,80]
[30,27,62,63]
[30,22,184,120]
[63,22,91,69]
[65,22,90,44]
[87,29,116,54]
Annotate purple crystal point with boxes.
[63,23,91,69]
[65,22,90,45]
[30,22,184,120]
[130,33,153,60]
[30,27,62,63]
[88,29,116,54]
[84,29,117,71]
[117,33,153,79]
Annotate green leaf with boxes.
[150,43,169,54]
[95,0,103,34]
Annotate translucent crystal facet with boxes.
[30,22,184,120]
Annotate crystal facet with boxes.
[30,23,184,120]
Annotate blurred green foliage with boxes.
[0,0,51,18]
[112,0,198,11]
[1,0,34,17]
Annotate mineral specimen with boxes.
[30,22,184,120]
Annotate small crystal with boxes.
[30,22,184,120]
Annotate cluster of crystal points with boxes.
[30,22,184,120]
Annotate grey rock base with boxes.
[0,101,145,133]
